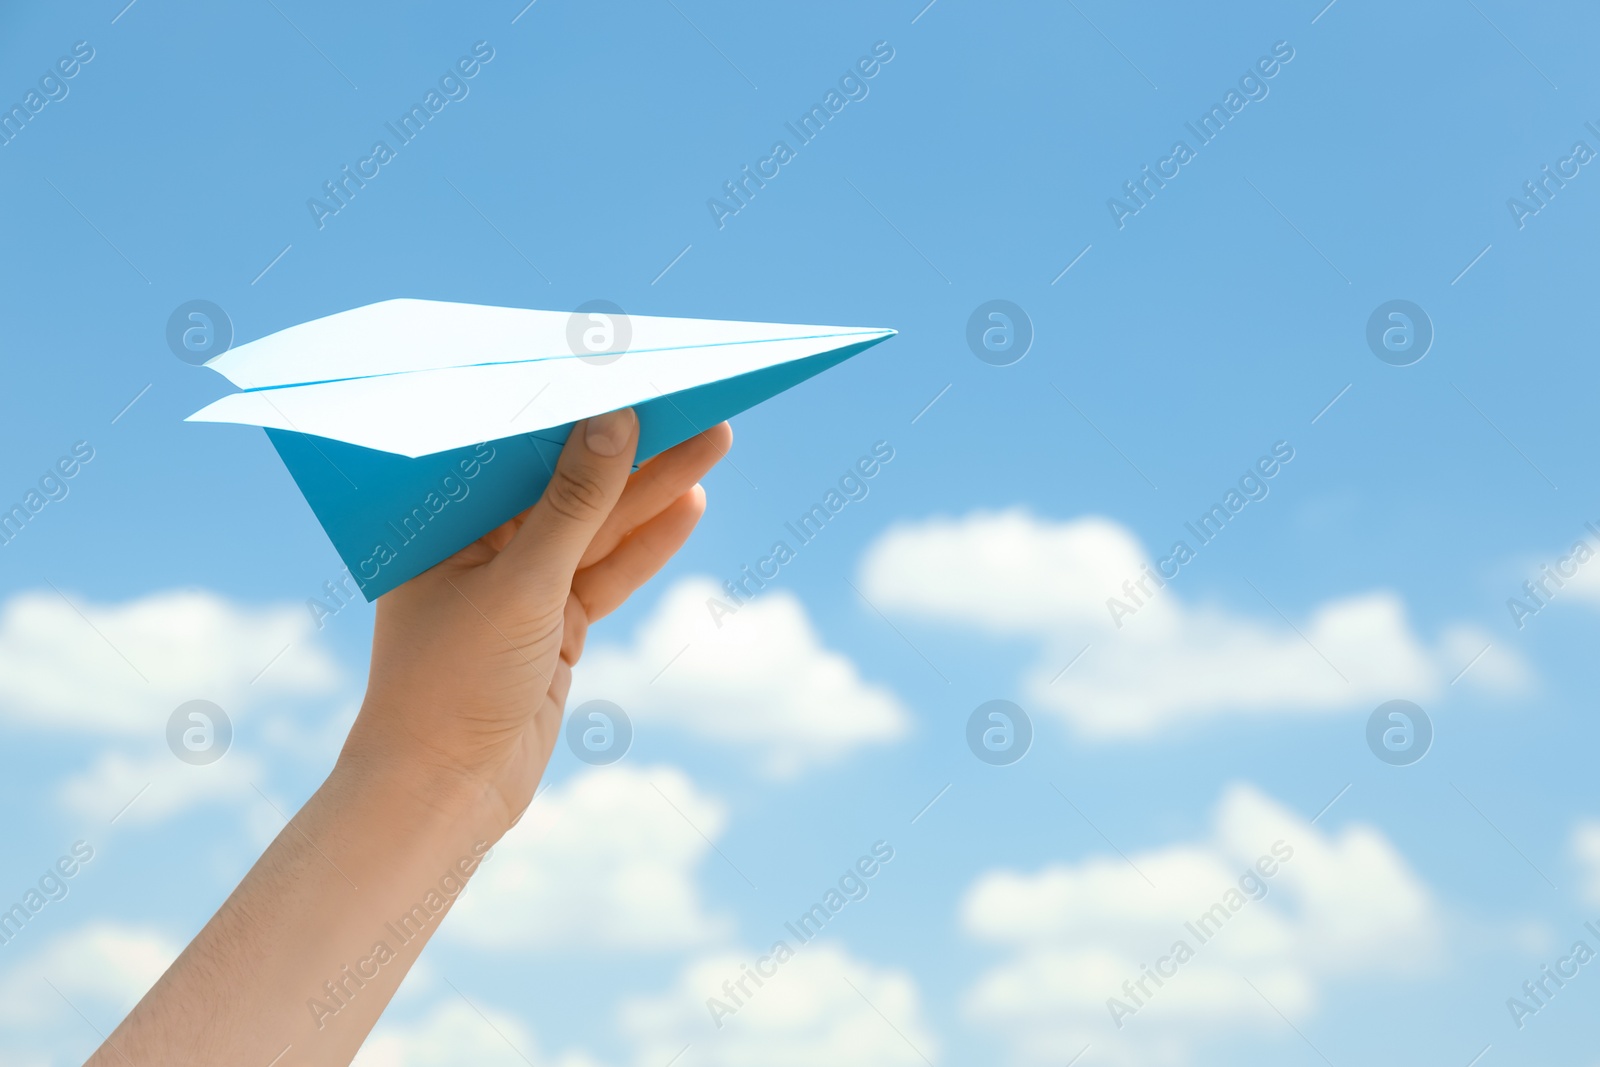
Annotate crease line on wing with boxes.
[222,327,895,393]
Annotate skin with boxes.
[87,409,731,1067]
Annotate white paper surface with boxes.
[187,299,894,457]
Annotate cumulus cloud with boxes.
[960,783,1440,1064]
[0,588,342,733]
[355,1000,606,1067]
[55,748,268,825]
[859,510,1526,737]
[568,578,910,776]
[0,922,177,1027]
[1509,538,1600,627]
[620,942,937,1067]
[447,764,731,951]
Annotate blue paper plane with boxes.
[188,299,896,599]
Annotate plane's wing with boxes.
[188,298,894,457]
[186,298,897,599]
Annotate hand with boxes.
[89,413,733,1067]
[343,409,733,836]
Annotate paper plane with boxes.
[188,298,896,600]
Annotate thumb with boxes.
[491,407,638,597]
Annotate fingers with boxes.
[559,592,589,667]
[577,423,732,570]
[573,485,706,621]
[490,408,639,599]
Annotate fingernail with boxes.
[585,408,634,457]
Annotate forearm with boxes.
[83,412,713,1066]
[89,739,508,1067]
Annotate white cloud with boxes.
[355,1000,606,1067]
[1506,540,1600,630]
[620,942,937,1067]
[448,764,731,951]
[0,922,178,1027]
[863,511,1143,634]
[859,510,1526,737]
[0,588,342,733]
[569,578,910,776]
[960,783,1440,1064]
[56,748,267,825]
[1436,624,1525,690]
[1541,549,1600,603]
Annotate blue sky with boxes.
[3,0,1600,1064]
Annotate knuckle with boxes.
[544,465,610,522]
[497,599,565,661]
[523,601,566,650]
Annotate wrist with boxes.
[332,718,518,843]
